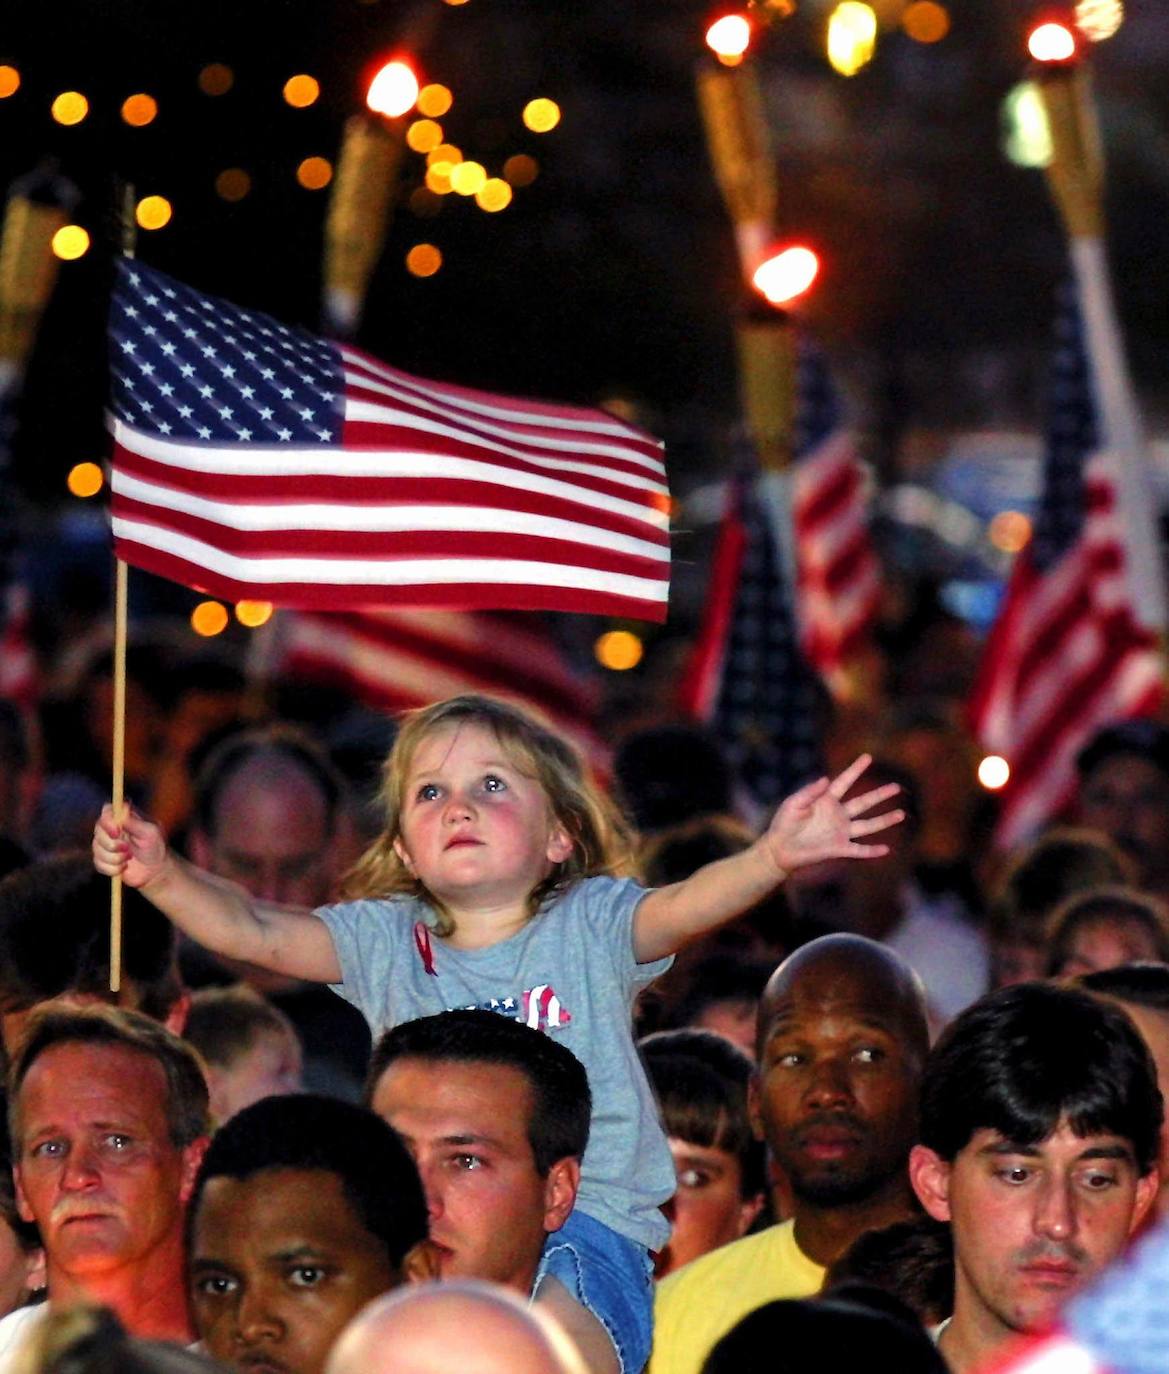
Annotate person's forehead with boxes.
[374,1057,536,1137]
[407,722,519,775]
[214,761,329,828]
[960,1121,1137,1163]
[761,969,915,1043]
[193,1169,383,1259]
[1083,753,1169,794]
[19,1042,169,1127]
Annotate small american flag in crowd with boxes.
[257,605,609,774]
[969,272,1165,849]
[680,469,826,810]
[790,337,880,690]
[107,261,671,620]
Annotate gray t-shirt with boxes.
[317,875,675,1251]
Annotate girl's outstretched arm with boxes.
[632,754,903,963]
[93,803,343,982]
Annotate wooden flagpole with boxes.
[109,183,136,994]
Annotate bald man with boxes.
[326,1282,586,1374]
[650,935,930,1374]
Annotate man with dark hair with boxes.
[0,855,186,1049]
[1080,962,1169,1222]
[0,1004,211,1367]
[639,1029,767,1278]
[184,725,369,1096]
[366,1009,588,1297]
[909,982,1161,1372]
[651,935,930,1374]
[188,1094,437,1374]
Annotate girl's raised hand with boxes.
[763,754,904,875]
[92,803,170,890]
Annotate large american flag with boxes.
[679,468,826,810]
[790,337,880,689]
[107,261,671,620]
[256,606,609,774]
[969,267,1166,849]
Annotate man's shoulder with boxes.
[650,1224,824,1374]
[0,1303,47,1368]
[657,1221,820,1303]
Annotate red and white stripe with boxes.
[792,429,880,685]
[259,605,609,776]
[110,344,671,621]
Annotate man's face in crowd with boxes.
[1078,754,1169,894]
[752,964,922,1207]
[370,1057,574,1293]
[14,1043,203,1280]
[912,1119,1157,1338]
[192,761,334,907]
[191,1167,403,1374]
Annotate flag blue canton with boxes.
[1030,278,1097,573]
[714,474,825,808]
[109,261,344,445]
[792,336,842,458]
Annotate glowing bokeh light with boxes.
[988,510,1032,554]
[283,74,320,108]
[367,61,419,118]
[406,118,444,153]
[826,2,878,76]
[191,602,230,637]
[235,601,274,628]
[66,462,104,498]
[522,98,560,133]
[51,225,90,260]
[752,245,820,305]
[215,168,252,201]
[424,164,455,195]
[136,196,173,230]
[0,67,20,99]
[476,178,513,212]
[406,243,443,277]
[198,64,234,97]
[706,15,752,59]
[121,93,158,126]
[503,153,539,186]
[595,630,644,672]
[902,1,950,42]
[449,160,487,195]
[51,91,88,125]
[1002,81,1052,167]
[426,142,463,167]
[1074,0,1123,41]
[418,84,453,117]
[1028,21,1076,61]
[978,755,1011,791]
[297,157,333,189]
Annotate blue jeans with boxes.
[534,1210,654,1374]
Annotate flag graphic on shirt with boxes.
[107,261,671,620]
[969,275,1165,849]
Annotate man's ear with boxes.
[401,1239,443,1283]
[747,1073,765,1143]
[1131,1168,1160,1234]
[542,1157,581,1234]
[179,1137,212,1205]
[737,1191,767,1238]
[189,830,213,869]
[164,990,192,1038]
[908,1144,953,1222]
[393,837,416,876]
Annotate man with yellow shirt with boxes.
[650,936,930,1374]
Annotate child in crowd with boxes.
[182,984,304,1125]
[94,694,901,1374]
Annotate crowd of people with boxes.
[0,619,1168,1374]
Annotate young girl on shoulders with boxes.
[94,694,901,1374]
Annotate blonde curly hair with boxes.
[342,695,633,935]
